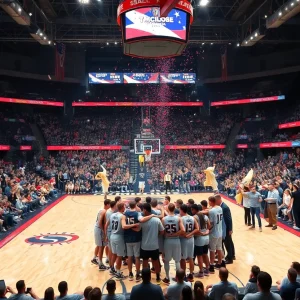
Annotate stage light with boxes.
[78,0,89,4]
[48,41,51,44]
[265,15,267,18]
[237,43,240,47]
[18,7,21,12]
[40,32,43,36]
[29,12,32,16]
[199,0,209,7]
[250,36,253,40]
[44,36,47,40]
[279,11,282,16]
[291,2,294,6]
[210,42,213,45]
[245,41,248,44]
[106,42,109,45]
[202,42,205,45]
[242,27,265,46]
[114,41,117,44]
[78,41,81,43]
[255,32,258,37]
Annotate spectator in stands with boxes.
[243,272,281,300]
[277,262,300,289]
[164,269,191,300]
[87,288,101,300]
[291,183,300,230]
[82,287,93,300]
[193,281,206,300]
[245,266,261,295]
[206,268,238,300]
[0,282,15,300]
[102,280,125,300]
[280,268,300,300]
[130,268,164,300]
[44,288,55,300]
[56,281,82,300]
[9,280,39,300]
[181,286,193,300]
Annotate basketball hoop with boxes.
[144,149,152,161]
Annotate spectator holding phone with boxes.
[9,280,39,300]
[0,281,16,300]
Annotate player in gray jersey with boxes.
[180,204,199,282]
[138,203,164,285]
[208,196,224,274]
[162,203,185,285]
[106,202,138,280]
[151,199,164,255]
[104,200,116,266]
[91,199,111,271]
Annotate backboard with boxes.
[134,138,161,155]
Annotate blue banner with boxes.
[160,73,196,84]
[88,73,123,84]
[123,73,159,84]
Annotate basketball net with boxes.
[144,149,152,161]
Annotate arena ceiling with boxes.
[1,0,300,44]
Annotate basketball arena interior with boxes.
[1,0,300,299]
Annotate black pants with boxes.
[244,207,251,225]
[293,206,300,228]
[165,181,171,193]
[223,233,235,261]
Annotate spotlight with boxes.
[106,42,109,45]
[48,41,51,44]
[202,42,205,45]
[237,43,240,47]
[78,41,81,43]
[114,41,117,44]
[255,32,258,37]
[291,2,294,6]
[44,36,47,40]
[18,7,21,12]
[250,36,253,40]
[210,42,213,45]
[285,7,288,10]
[199,0,209,6]
[40,32,43,36]
[279,11,282,16]
[265,15,267,18]
[29,12,32,16]
[245,41,248,44]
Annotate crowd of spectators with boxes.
[223,150,300,230]
[1,263,300,300]
[37,114,131,146]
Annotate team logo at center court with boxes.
[25,233,79,246]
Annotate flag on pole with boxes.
[221,45,228,81]
[55,43,66,81]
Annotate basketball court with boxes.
[0,193,299,296]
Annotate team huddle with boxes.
[92,195,225,285]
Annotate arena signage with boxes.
[259,141,292,148]
[72,102,203,107]
[88,73,123,84]
[164,145,226,150]
[0,145,10,150]
[211,95,285,107]
[123,73,160,84]
[20,146,32,150]
[160,73,196,84]
[0,97,64,107]
[237,144,248,149]
[47,145,123,150]
[278,121,300,129]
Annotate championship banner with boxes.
[211,95,285,107]
[0,97,64,107]
[123,73,159,84]
[279,121,300,129]
[165,144,225,150]
[237,144,248,149]
[88,73,123,84]
[160,73,196,84]
[259,141,292,148]
[47,145,123,150]
[72,101,203,107]
[20,146,32,150]
[0,145,10,150]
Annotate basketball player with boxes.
[138,181,145,195]
[151,199,163,218]
[123,201,142,282]
[180,204,199,282]
[164,196,171,216]
[95,165,110,198]
[107,202,138,279]
[208,196,224,274]
[91,199,111,271]
[164,172,172,194]
[162,203,185,285]
[104,200,116,265]
[193,208,210,277]
[138,203,164,284]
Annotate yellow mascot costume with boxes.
[235,169,253,204]
[95,165,110,195]
[203,165,218,191]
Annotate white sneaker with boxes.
[293,226,300,230]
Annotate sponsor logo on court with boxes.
[25,233,79,246]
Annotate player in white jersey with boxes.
[208,196,224,274]
[104,200,116,265]
[91,199,111,271]
[179,204,199,282]
[162,203,185,285]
